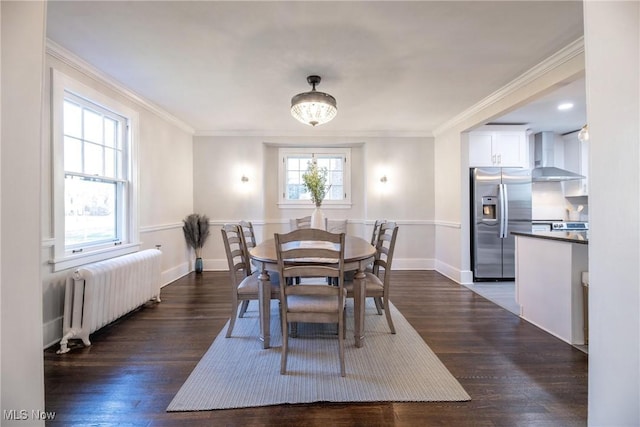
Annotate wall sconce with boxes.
[380,175,388,183]
[241,175,249,183]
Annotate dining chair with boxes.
[239,220,256,249]
[290,215,312,230]
[221,223,279,339]
[237,220,259,317]
[370,219,386,246]
[345,221,399,334]
[327,219,348,234]
[274,228,347,377]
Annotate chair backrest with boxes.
[274,229,345,299]
[239,220,256,249]
[370,219,386,246]
[290,216,312,230]
[327,219,348,234]
[221,224,252,283]
[372,221,398,277]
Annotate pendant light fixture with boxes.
[290,75,337,127]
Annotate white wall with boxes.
[1,1,47,425]
[584,2,640,425]
[193,135,435,271]
[40,48,195,348]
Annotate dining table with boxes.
[249,234,376,349]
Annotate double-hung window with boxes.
[278,147,351,208]
[51,70,139,271]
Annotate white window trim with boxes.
[278,147,352,209]
[50,69,140,271]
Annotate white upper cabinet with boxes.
[563,132,589,196]
[468,125,529,168]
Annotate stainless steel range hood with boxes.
[532,132,584,182]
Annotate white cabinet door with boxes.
[493,132,525,167]
[468,133,494,166]
[469,127,527,168]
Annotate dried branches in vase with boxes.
[182,213,210,273]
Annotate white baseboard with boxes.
[434,260,467,284]
[43,317,63,350]
[161,262,191,287]
[205,257,435,271]
[392,258,435,270]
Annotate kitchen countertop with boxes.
[512,230,588,244]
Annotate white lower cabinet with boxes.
[515,235,588,345]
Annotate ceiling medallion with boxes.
[290,75,337,127]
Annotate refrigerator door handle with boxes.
[498,183,508,238]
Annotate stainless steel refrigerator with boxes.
[471,168,532,280]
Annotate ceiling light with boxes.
[291,75,337,127]
[558,102,574,111]
[578,124,589,142]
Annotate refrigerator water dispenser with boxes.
[482,197,497,220]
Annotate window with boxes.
[278,147,351,208]
[51,70,139,271]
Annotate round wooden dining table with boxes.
[249,235,376,349]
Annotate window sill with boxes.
[277,202,353,210]
[49,242,141,272]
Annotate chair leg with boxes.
[238,300,250,318]
[338,314,346,377]
[225,303,239,338]
[281,318,289,375]
[373,297,383,315]
[383,297,396,334]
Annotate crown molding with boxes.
[194,129,434,138]
[46,39,195,135]
[433,37,585,137]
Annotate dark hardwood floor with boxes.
[44,271,588,426]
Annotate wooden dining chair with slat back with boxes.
[289,216,311,230]
[238,220,258,316]
[371,219,386,246]
[239,220,256,249]
[345,221,399,334]
[274,228,347,377]
[221,224,279,339]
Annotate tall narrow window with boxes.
[63,94,127,250]
[51,69,139,271]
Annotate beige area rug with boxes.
[167,299,470,411]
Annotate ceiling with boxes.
[46,1,585,136]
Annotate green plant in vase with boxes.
[182,213,210,273]
[302,161,331,229]
[302,161,330,207]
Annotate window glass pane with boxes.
[316,158,331,169]
[63,101,82,139]
[104,118,116,148]
[64,136,83,173]
[287,157,300,171]
[329,158,343,171]
[287,170,301,185]
[104,147,116,178]
[330,170,343,185]
[288,184,307,200]
[84,142,103,176]
[328,185,343,199]
[83,109,103,143]
[65,176,116,246]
